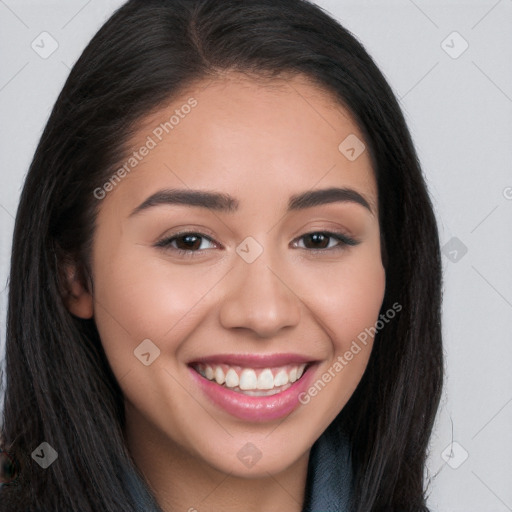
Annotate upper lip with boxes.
[188,353,317,368]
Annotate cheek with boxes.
[329,262,385,345]
[90,241,228,367]
[293,248,386,419]
[299,247,386,349]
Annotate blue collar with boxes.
[302,424,353,512]
[123,425,353,511]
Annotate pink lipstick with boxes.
[188,353,317,422]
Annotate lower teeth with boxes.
[225,383,293,396]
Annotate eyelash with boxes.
[154,230,359,257]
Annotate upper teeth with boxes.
[195,363,307,391]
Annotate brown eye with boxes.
[302,233,331,249]
[155,232,217,253]
[173,234,203,251]
[294,231,359,251]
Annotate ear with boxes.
[61,263,94,319]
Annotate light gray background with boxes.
[1,1,511,510]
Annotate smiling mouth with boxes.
[190,362,311,396]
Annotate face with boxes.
[78,73,385,478]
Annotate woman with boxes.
[0,0,443,510]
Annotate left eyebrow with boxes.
[129,186,374,217]
[288,187,373,214]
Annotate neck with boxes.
[123,404,310,512]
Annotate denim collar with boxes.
[301,423,353,512]
[124,424,353,512]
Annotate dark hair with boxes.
[0,0,443,510]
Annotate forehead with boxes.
[105,72,377,213]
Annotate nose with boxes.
[218,252,301,338]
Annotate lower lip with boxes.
[189,364,316,422]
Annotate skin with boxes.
[67,72,386,512]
